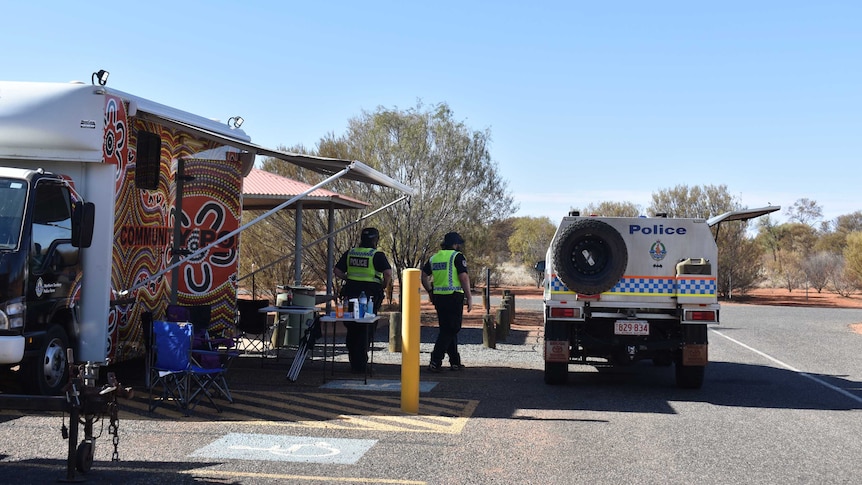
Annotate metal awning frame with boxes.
[239,194,409,283]
[121,163,405,299]
[118,98,415,302]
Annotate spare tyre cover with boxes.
[552,219,627,295]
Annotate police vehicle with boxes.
[540,207,778,388]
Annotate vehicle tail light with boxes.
[550,307,580,319]
[685,310,716,321]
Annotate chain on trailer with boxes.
[0,348,133,481]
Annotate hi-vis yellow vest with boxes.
[430,250,463,294]
[347,247,382,283]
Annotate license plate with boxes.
[614,320,649,336]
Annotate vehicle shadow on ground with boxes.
[0,459,233,484]
[457,360,862,420]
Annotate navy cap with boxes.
[361,227,379,239]
[442,232,465,246]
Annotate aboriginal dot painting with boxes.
[105,94,241,362]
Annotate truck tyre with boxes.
[544,321,569,385]
[552,219,627,295]
[675,361,705,389]
[545,361,568,385]
[22,325,70,395]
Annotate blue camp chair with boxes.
[165,303,238,402]
[147,320,228,414]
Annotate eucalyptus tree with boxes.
[328,101,517,288]
[254,102,516,293]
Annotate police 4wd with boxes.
[540,207,778,388]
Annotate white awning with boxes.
[123,90,416,196]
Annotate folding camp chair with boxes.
[235,299,272,363]
[287,314,322,382]
[192,326,238,403]
[148,320,228,414]
[164,303,238,402]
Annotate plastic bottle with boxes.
[358,291,367,318]
[367,297,374,316]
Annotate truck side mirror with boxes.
[534,261,546,273]
[72,202,95,248]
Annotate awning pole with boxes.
[294,200,303,286]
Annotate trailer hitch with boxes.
[0,350,132,482]
[59,354,133,480]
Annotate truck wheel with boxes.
[544,362,568,385]
[553,219,627,295]
[22,325,70,395]
[653,352,674,367]
[675,362,705,389]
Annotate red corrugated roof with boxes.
[241,168,368,210]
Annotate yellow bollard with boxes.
[401,268,420,414]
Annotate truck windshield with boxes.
[0,178,27,249]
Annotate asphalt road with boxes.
[1,304,861,484]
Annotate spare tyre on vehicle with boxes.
[552,219,627,295]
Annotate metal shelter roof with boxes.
[242,168,368,211]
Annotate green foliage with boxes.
[785,198,823,227]
[649,184,736,219]
[241,102,517,295]
[337,101,517,286]
[507,216,556,267]
[716,219,766,296]
[575,201,642,217]
[844,232,862,288]
[470,219,515,286]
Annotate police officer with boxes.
[421,231,473,372]
[334,227,392,373]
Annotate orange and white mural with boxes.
[104,94,241,362]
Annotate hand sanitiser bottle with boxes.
[358,291,367,318]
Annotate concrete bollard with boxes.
[389,311,402,352]
[500,296,513,335]
[483,314,496,349]
[495,307,509,342]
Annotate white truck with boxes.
[0,74,412,395]
[541,207,778,388]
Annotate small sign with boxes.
[545,340,569,363]
[682,344,708,366]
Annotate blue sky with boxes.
[5,1,860,226]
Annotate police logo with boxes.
[649,240,667,261]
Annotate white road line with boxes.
[711,329,862,405]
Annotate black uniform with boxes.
[335,246,391,372]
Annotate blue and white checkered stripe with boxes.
[549,275,574,294]
[608,277,676,295]
[550,275,716,296]
[676,277,717,296]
